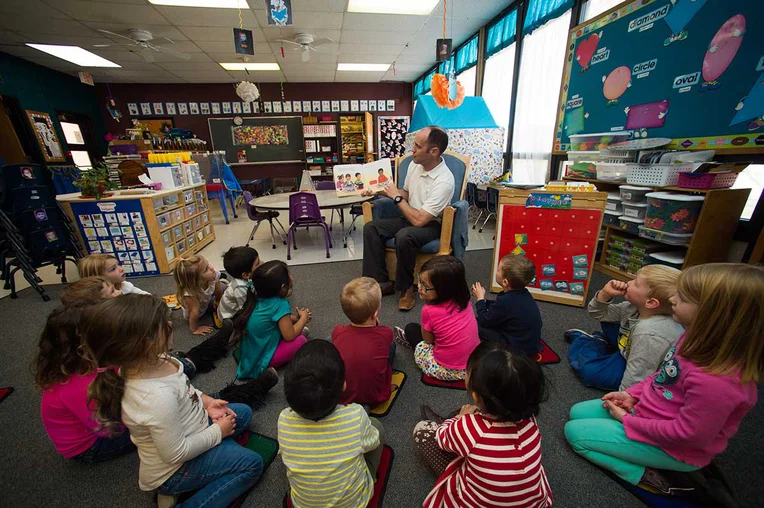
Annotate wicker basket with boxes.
[677,171,738,190]
[626,163,693,187]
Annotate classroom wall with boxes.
[0,52,107,156]
[95,82,413,148]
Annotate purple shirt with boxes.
[421,301,480,370]
[625,336,758,467]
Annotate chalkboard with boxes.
[208,116,305,164]
[553,0,764,153]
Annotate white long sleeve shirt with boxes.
[121,357,221,491]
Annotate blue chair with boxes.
[361,151,471,282]
[204,156,239,224]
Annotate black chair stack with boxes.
[0,163,82,300]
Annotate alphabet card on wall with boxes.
[554,0,764,153]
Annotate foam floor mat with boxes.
[370,370,406,418]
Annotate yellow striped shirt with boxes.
[278,404,378,508]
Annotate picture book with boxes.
[333,159,393,197]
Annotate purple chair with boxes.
[242,191,288,249]
[314,180,341,230]
[287,192,332,260]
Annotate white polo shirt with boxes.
[403,158,455,218]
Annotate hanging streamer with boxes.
[431,0,463,109]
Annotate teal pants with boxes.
[564,399,699,485]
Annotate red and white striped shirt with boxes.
[423,413,553,508]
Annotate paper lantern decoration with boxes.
[236,81,260,103]
[431,73,465,109]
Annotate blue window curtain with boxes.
[523,0,575,35]
[422,68,437,93]
[485,9,517,59]
[455,35,478,73]
[413,79,424,99]
[438,55,455,75]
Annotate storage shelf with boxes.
[604,225,690,248]
[562,176,709,194]
[159,208,210,233]
[303,135,337,139]
[595,262,636,281]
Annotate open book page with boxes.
[333,159,393,197]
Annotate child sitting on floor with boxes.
[173,254,225,335]
[471,254,542,355]
[78,253,150,295]
[217,246,261,322]
[35,303,135,464]
[396,256,480,381]
[567,265,684,390]
[414,341,553,508]
[333,277,395,408]
[278,340,385,508]
[60,276,120,306]
[84,294,264,507]
[232,260,309,380]
[565,263,762,493]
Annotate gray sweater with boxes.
[588,295,685,391]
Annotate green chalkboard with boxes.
[208,116,305,164]
[554,0,764,153]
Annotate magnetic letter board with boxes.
[491,189,608,307]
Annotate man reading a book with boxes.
[362,126,455,311]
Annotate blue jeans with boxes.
[73,430,136,464]
[568,322,626,390]
[157,403,263,508]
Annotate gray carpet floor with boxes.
[0,249,761,507]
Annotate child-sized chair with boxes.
[477,186,499,233]
[242,191,288,249]
[286,192,332,260]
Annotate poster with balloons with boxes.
[554,0,764,153]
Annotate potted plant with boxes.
[75,162,118,200]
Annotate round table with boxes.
[249,190,374,248]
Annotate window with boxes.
[457,66,476,96]
[511,10,572,183]
[485,10,517,59]
[732,165,764,220]
[524,0,574,34]
[481,44,516,148]
[455,35,478,74]
[580,0,623,23]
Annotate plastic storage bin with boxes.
[569,132,630,151]
[619,216,644,234]
[649,251,685,269]
[596,163,628,182]
[626,163,693,187]
[619,185,652,203]
[677,171,738,190]
[638,226,692,246]
[622,202,648,220]
[606,193,623,212]
[644,192,705,234]
[603,210,621,226]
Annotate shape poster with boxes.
[554,0,764,153]
[71,200,159,276]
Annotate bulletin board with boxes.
[208,116,305,164]
[491,189,608,307]
[553,0,764,154]
[71,200,159,277]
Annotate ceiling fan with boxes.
[276,33,333,62]
[94,28,191,63]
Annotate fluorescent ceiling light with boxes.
[220,62,280,71]
[26,44,120,67]
[148,0,249,7]
[337,63,390,72]
[347,0,439,15]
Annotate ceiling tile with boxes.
[147,51,213,63]
[16,33,116,48]
[194,41,271,54]
[439,0,510,22]
[206,52,278,64]
[181,77,232,83]
[83,23,190,42]
[156,61,227,71]
[155,6,257,27]
[268,42,338,56]
[226,70,284,82]
[342,13,428,33]
[254,10,343,30]
[275,51,338,64]
[80,0,148,4]
[47,0,164,24]
[261,27,340,43]
[0,17,98,36]
[336,54,394,65]
[177,25,266,42]
[1,0,70,19]
[0,32,26,44]
[0,44,50,59]
[167,69,232,78]
[337,43,404,56]
[107,68,178,78]
[92,50,152,65]
[290,0,346,13]
[334,71,387,82]
[340,30,410,45]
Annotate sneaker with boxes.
[302,325,311,338]
[379,281,395,296]
[394,326,412,350]
[564,329,595,343]
[256,367,279,393]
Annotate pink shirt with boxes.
[40,372,111,458]
[624,336,758,467]
[421,301,480,370]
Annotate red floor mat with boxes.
[0,387,13,404]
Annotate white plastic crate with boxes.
[598,149,635,163]
[596,163,628,181]
[626,163,693,187]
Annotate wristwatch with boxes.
[394,196,403,204]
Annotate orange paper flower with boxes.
[431,73,465,109]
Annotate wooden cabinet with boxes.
[340,112,373,164]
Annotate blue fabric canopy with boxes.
[486,9,518,58]
[409,96,499,131]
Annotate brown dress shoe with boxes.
[398,287,415,311]
[379,281,395,296]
